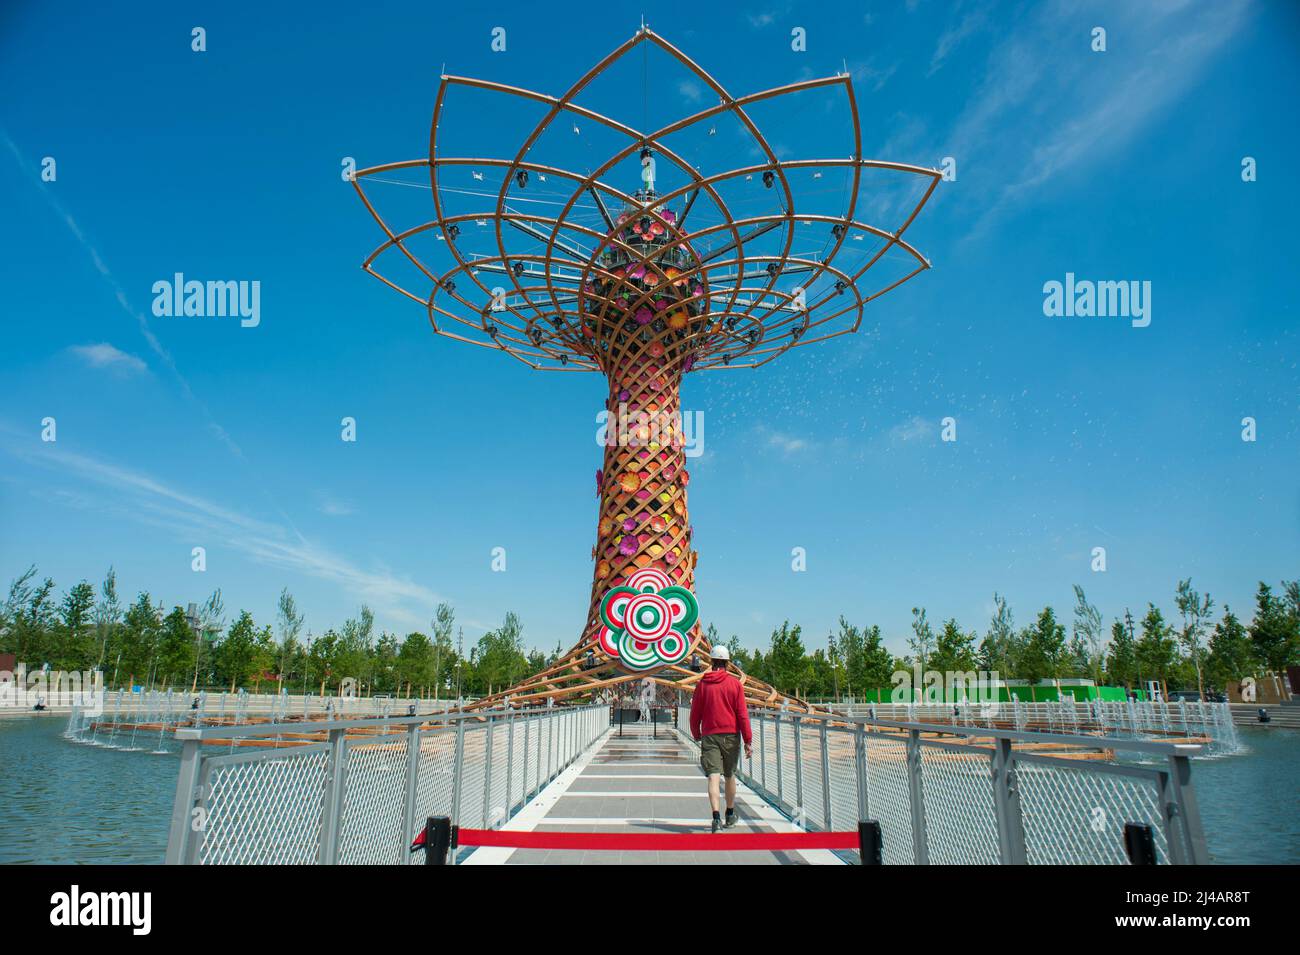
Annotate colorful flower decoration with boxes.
[597,567,698,671]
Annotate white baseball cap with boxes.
[709,645,730,661]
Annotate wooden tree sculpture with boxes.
[351,27,939,710]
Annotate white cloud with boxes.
[928,7,989,76]
[946,0,1251,238]
[3,441,442,621]
[69,342,147,375]
[889,416,935,444]
[316,493,356,517]
[760,426,812,455]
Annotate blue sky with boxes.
[1,0,1296,657]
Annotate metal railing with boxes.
[164,704,607,865]
[676,706,1209,864]
[829,699,1239,754]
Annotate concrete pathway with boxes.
[463,721,843,865]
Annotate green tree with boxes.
[978,593,1015,679]
[473,612,528,694]
[93,567,122,669]
[156,606,197,688]
[807,648,834,698]
[1106,610,1138,689]
[1019,607,1067,686]
[766,621,809,695]
[57,580,96,669]
[1136,604,1179,696]
[216,610,260,690]
[117,593,161,688]
[1071,585,1105,685]
[397,631,434,695]
[929,618,977,676]
[1,567,57,666]
[1205,606,1253,691]
[251,624,277,692]
[373,631,400,693]
[431,602,456,699]
[908,607,934,673]
[275,588,305,681]
[1248,582,1300,673]
[193,589,225,690]
[332,606,375,688]
[1174,578,1214,700]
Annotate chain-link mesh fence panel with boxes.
[1016,758,1170,864]
[826,727,861,834]
[455,724,488,828]
[796,719,826,830]
[863,733,916,865]
[198,745,329,865]
[487,719,509,826]
[918,742,1000,864]
[338,734,410,864]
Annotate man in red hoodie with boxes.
[689,645,753,833]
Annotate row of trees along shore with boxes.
[1,566,1297,701]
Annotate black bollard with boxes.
[858,820,883,865]
[1123,823,1157,865]
[423,816,453,865]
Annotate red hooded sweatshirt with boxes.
[689,669,752,745]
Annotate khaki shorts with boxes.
[700,733,741,778]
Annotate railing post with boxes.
[1166,753,1209,864]
[164,737,203,864]
[906,728,929,865]
[819,721,833,831]
[547,710,555,782]
[792,714,804,816]
[853,723,869,828]
[758,715,767,789]
[482,715,495,827]
[990,738,1027,865]
[449,718,466,831]
[505,709,515,816]
[317,727,348,865]
[774,713,784,803]
[521,712,532,802]
[534,711,543,793]
[400,722,422,863]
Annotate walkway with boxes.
[463,720,844,865]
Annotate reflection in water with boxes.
[0,716,174,864]
[1191,725,1300,865]
[0,716,1296,864]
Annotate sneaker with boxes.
[724,809,737,829]
[710,816,722,834]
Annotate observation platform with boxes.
[462,721,844,865]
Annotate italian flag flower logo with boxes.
[597,568,698,671]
